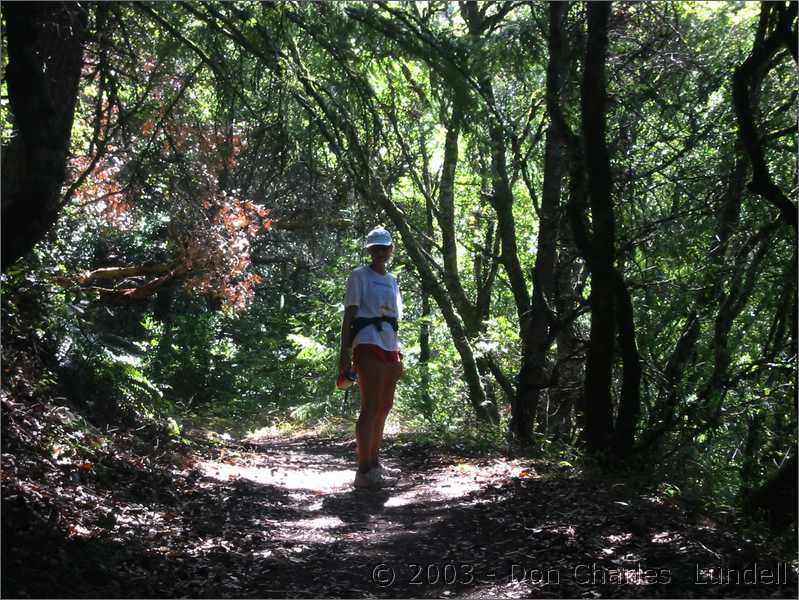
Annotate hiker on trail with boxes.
[338,226,403,489]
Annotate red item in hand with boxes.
[336,369,357,390]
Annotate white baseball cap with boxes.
[365,226,393,248]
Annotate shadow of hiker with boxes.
[321,488,392,524]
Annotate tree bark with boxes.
[511,0,568,443]
[2,2,89,271]
[612,270,642,457]
[549,212,584,441]
[580,2,616,453]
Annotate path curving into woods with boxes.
[3,430,796,598]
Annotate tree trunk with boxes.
[461,0,532,352]
[484,110,532,339]
[433,100,503,415]
[612,271,642,457]
[436,99,477,332]
[549,216,584,441]
[430,98,502,420]
[419,182,435,420]
[543,2,590,442]
[745,455,798,528]
[511,1,568,443]
[580,2,616,453]
[512,124,562,442]
[2,2,89,271]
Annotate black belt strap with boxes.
[351,316,398,339]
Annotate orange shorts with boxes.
[353,344,401,368]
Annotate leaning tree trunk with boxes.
[2,2,89,271]
[371,181,497,422]
[433,97,501,420]
[283,31,499,423]
[419,170,436,420]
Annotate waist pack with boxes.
[350,316,398,343]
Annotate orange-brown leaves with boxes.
[180,197,271,311]
[69,153,131,228]
[66,48,271,312]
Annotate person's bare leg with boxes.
[370,360,401,468]
[356,409,376,473]
[355,351,384,473]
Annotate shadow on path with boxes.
[3,431,796,598]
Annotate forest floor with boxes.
[2,399,797,599]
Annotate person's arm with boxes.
[338,305,358,373]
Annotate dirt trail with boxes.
[3,431,797,598]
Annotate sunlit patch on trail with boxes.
[287,515,345,529]
[424,459,533,500]
[199,439,534,518]
[401,466,485,503]
[199,454,353,492]
[385,459,529,507]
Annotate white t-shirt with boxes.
[344,266,402,351]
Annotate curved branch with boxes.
[732,3,797,230]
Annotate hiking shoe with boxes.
[353,468,398,489]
